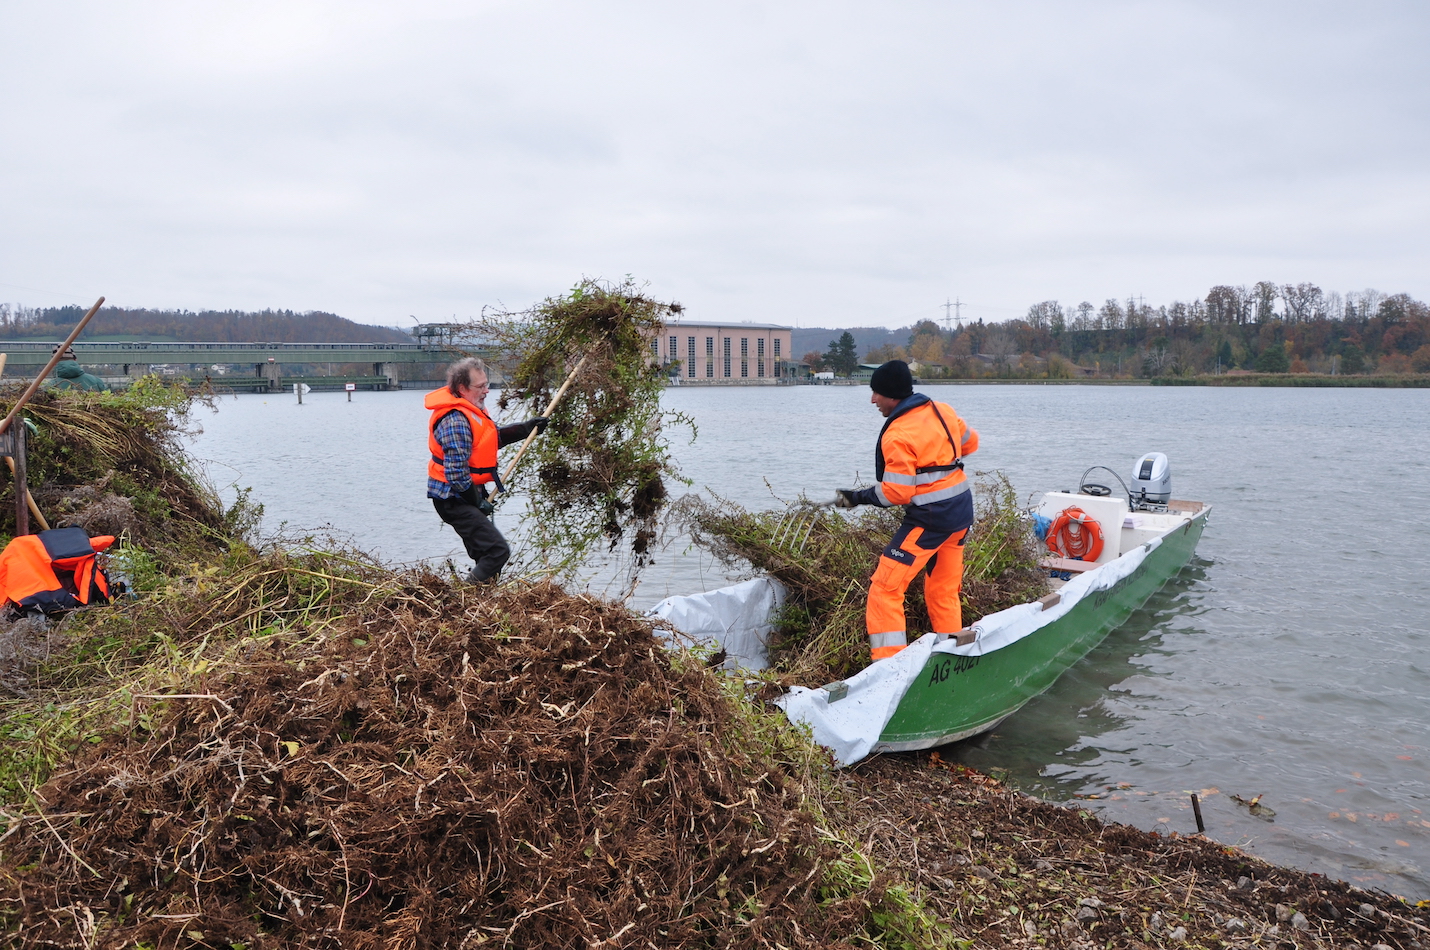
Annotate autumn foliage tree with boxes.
[850,285,1430,379]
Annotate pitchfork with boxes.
[768,499,837,556]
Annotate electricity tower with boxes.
[941,297,964,331]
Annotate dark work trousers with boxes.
[432,496,511,582]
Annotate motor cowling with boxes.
[1131,452,1171,506]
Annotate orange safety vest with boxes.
[425,387,502,491]
[872,396,978,510]
[0,527,114,614]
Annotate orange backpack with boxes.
[0,527,115,615]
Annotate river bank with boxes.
[3,382,1429,946]
[664,374,1430,388]
[1151,374,1430,387]
[845,753,1430,947]
[4,561,1428,948]
[4,553,1429,949]
[185,384,1430,898]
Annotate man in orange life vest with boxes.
[834,360,979,661]
[426,358,548,584]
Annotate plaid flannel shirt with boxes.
[427,410,475,499]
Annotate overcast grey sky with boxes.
[2,1,1426,330]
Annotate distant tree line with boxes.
[858,284,1430,378]
[790,326,905,364]
[0,304,411,345]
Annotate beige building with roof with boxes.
[651,321,795,381]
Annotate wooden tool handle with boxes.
[492,353,589,498]
[4,456,48,531]
[0,296,105,436]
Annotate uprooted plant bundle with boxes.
[466,279,689,582]
[0,562,938,949]
[677,473,1050,684]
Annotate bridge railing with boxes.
[0,341,444,352]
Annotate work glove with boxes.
[833,489,859,509]
[460,483,495,515]
[497,417,547,447]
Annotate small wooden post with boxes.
[1190,793,1205,834]
[0,353,45,532]
[10,424,29,536]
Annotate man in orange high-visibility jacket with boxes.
[427,357,547,584]
[834,360,979,661]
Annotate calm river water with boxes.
[187,383,1430,898]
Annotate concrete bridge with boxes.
[0,340,493,391]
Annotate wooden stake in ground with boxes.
[4,457,49,533]
[0,352,51,532]
[490,353,588,500]
[0,295,105,532]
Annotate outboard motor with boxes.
[1130,452,1171,507]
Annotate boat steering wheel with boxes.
[1080,483,1112,497]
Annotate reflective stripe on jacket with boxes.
[425,388,501,490]
[0,527,114,613]
[871,394,978,510]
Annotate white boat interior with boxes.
[1037,491,1208,590]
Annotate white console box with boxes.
[1037,491,1127,565]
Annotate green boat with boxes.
[649,461,1211,767]
[771,491,1211,765]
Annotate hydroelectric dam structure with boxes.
[0,338,494,392]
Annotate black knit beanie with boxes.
[870,360,914,399]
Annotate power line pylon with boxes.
[942,297,964,331]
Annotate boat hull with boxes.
[873,507,1208,753]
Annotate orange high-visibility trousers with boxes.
[866,524,969,661]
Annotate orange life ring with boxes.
[1046,506,1104,561]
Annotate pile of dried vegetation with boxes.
[678,473,1050,683]
[0,556,942,949]
[0,377,256,696]
[0,377,252,561]
[470,278,690,583]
